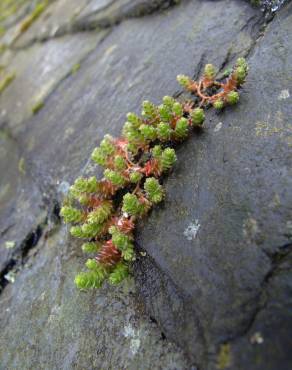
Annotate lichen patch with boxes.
[183,220,200,240]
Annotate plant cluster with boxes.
[61,58,248,289]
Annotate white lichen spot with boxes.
[39,291,46,301]
[48,305,61,323]
[124,325,135,338]
[57,181,70,195]
[129,338,141,355]
[269,193,281,208]
[250,332,264,344]
[104,44,117,57]
[4,271,16,283]
[50,25,60,37]
[123,324,141,356]
[243,217,259,239]
[0,183,10,201]
[64,127,75,140]
[286,221,292,236]
[278,89,290,100]
[184,220,200,241]
[5,241,15,249]
[214,122,223,132]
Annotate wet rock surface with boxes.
[0,130,45,275]
[136,2,292,368]
[0,31,108,132]
[0,226,190,370]
[17,0,263,187]
[0,0,291,369]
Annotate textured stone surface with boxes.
[135,1,292,368]
[73,0,180,30]
[0,130,45,274]
[11,0,91,48]
[18,0,262,188]
[0,31,108,132]
[0,0,291,369]
[0,226,190,370]
[230,248,292,370]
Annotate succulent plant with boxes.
[60,57,248,289]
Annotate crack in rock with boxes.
[225,243,292,344]
[9,0,183,49]
[0,224,44,294]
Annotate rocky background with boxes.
[0,0,291,369]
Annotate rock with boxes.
[0,0,291,369]
[230,248,292,370]
[73,0,180,30]
[135,1,292,368]
[11,0,91,48]
[0,226,190,370]
[17,0,263,188]
[258,0,288,12]
[0,31,108,133]
[0,130,45,275]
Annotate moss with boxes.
[0,0,21,23]
[71,63,81,74]
[250,0,261,5]
[0,44,6,55]
[0,183,10,201]
[0,25,6,37]
[217,343,231,369]
[31,100,44,115]
[5,240,15,249]
[18,157,26,175]
[0,73,15,95]
[19,1,49,33]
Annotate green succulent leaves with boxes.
[176,74,191,88]
[161,148,177,171]
[157,122,172,141]
[60,206,83,223]
[226,91,239,105]
[204,63,216,79]
[144,178,164,204]
[104,169,126,187]
[109,262,129,285]
[191,108,205,127]
[175,117,189,139]
[87,201,112,224]
[213,99,224,110]
[235,57,248,85]
[75,265,108,289]
[81,242,101,253]
[122,193,144,216]
[60,57,248,290]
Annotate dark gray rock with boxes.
[17,0,263,190]
[0,0,291,369]
[257,0,288,12]
[73,0,181,29]
[230,246,292,370]
[0,226,190,370]
[135,1,292,368]
[0,31,108,132]
[0,130,45,275]
[11,0,92,48]
[11,0,180,48]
